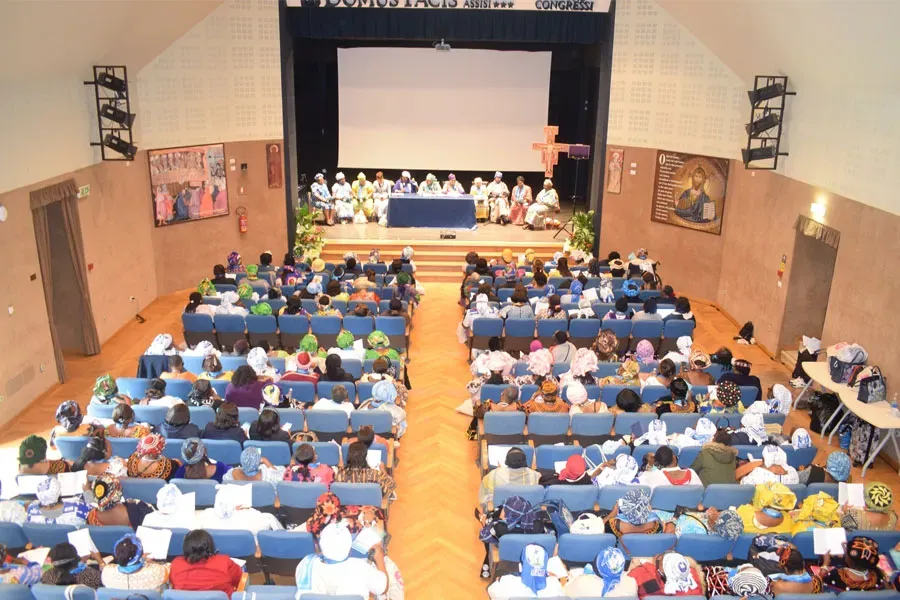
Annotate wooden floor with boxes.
[1,285,897,599]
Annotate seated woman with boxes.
[638,446,702,489]
[663,296,695,322]
[138,378,182,408]
[717,358,763,402]
[158,403,202,439]
[548,256,573,279]
[198,354,233,381]
[224,365,266,408]
[187,379,222,410]
[247,347,279,381]
[106,404,152,439]
[49,401,98,450]
[653,378,697,416]
[539,454,592,487]
[639,270,659,291]
[604,298,633,320]
[101,533,169,591]
[690,429,737,486]
[160,355,197,382]
[71,436,127,479]
[142,484,200,531]
[224,447,285,485]
[632,339,656,366]
[487,543,564,599]
[202,402,248,443]
[87,474,155,527]
[295,523,391,598]
[523,179,560,230]
[738,444,799,485]
[350,276,380,303]
[564,547,637,598]
[698,380,744,416]
[358,379,408,438]
[607,489,662,539]
[169,529,243,596]
[283,443,335,484]
[316,295,341,317]
[499,289,534,319]
[566,381,607,415]
[747,535,822,595]
[334,442,396,501]
[127,433,180,481]
[600,359,641,390]
[628,552,702,599]
[737,481,796,534]
[609,388,650,417]
[792,490,841,534]
[523,380,570,415]
[18,435,70,475]
[40,542,102,589]
[592,453,641,486]
[26,477,90,526]
[559,349,599,388]
[197,487,283,535]
[733,411,767,445]
[90,373,131,406]
[535,294,566,320]
[684,348,714,385]
[820,535,888,592]
[174,438,229,482]
[509,176,532,226]
[592,330,620,362]
[798,450,850,485]
[318,354,356,384]
[247,407,291,442]
[0,545,42,586]
[631,298,662,322]
[842,481,898,531]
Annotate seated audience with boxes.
[632,339,656,365]
[632,298,662,322]
[87,474,155,527]
[737,482,796,534]
[738,444,799,485]
[311,384,354,416]
[101,533,169,591]
[700,379,744,415]
[197,487,283,534]
[158,403,203,439]
[224,365,266,408]
[283,443,334,484]
[653,378,697,416]
[174,438,229,482]
[842,481,898,531]
[105,404,151,439]
[49,401,98,450]
[639,446,702,489]
[499,289,534,319]
[604,298,633,320]
[294,523,390,598]
[161,355,197,382]
[211,264,234,286]
[664,296,695,322]
[798,450,850,484]
[641,357,677,388]
[138,378,182,408]
[565,381,606,414]
[629,552,702,599]
[198,354,232,381]
[169,529,243,595]
[564,548,638,598]
[320,354,356,382]
[487,544,563,599]
[540,454,592,486]
[478,448,539,505]
[609,389,649,416]
[72,435,127,478]
[40,542,102,589]
[608,489,661,538]
[202,402,248,443]
[717,358,763,401]
[280,352,320,384]
[523,380,569,414]
[249,407,291,442]
[334,442,396,500]
[365,330,402,362]
[221,447,284,485]
[684,348,714,385]
[690,430,737,485]
[549,330,576,364]
[0,544,42,586]
[142,484,200,530]
[25,477,89,526]
[535,294,566,320]
[18,435,70,475]
[127,433,179,480]
[247,346,279,380]
[358,379,407,437]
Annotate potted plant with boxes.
[569,210,595,253]
[293,205,326,263]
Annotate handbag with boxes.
[541,498,574,535]
[569,512,607,535]
[829,346,867,383]
[857,366,887,403]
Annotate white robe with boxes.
[487,181,510,222]
[332,182,354,220]
[525,189,559,225]
[373,180,392,218]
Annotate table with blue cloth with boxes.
[137,355,169,378]
[386,194,476,229]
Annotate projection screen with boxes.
[337,47,551,172]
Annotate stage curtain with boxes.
[288,8,607,44]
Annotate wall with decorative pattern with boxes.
[607,0,746,160]
[135,0,283,151]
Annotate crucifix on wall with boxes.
[532,125,570,177]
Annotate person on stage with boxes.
[372,171,392,221]
[331,172,354,224]
[524,179,560,230]
[311,173,334,226]
[392,171,417,194]
[487,171,511,225]
[418,173,441,195]
[443,173,464,195]
[509,176,532,226]
[471,177,489,223]
[351,172,375,222]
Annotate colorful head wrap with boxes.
[93,474,123,511]
[93,374,118,400]
[227,252,242,272]
[37,477,62,506]
[595,330,618,355]
[320,523,353,563]
[570,348,598,378]
[662,553,698,594]
[865,482,892,512]
[762,445,788,468]
[729,564,767,596]
[220,291,239,307]
[371,380,398,407]
[689,348,711,370]
[752,482,797,511]
[634,340,655,364]
[237,283,253,300]
[156,483,182,514]
[594,547,625,592]
[714,509,743,541]
[520,544,548,594]
[197,278,216,296]
[336,330,354,349]
[527,348,554,377]
[797,491,839,524]
[241,447,262,476]
[396,272,411,285]
[619,359,640,383]
[367,330,391,349]
[18,435,47,466]
[306,279,323,295]
[559,455,586,482]
[622,280,640,298]
[299,333,319,354]
[825,451,851,482]
[540,379,559,398]
[618,489,651,525]
[250,302,272,316]
[529,340,543,353]
[845,536,880,570]
[55,400,83,432]
[401,246,414,260]
[262,384,281,406]
[137,433,166,457]
[614,454,639,484]
[769,384,793,414]
[181,438,206,465]
[566,382,588,406]
[691,417,716,444]
[114,534,145,574]
[740,412,766,444]
[717,381,742,408]
[791,428,811,450]
[248,347,270,375]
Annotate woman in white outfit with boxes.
[524,179,559,229]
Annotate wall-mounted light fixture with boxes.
[810,196,827,222]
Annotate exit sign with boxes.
[77,184,91,198]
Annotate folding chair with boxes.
[116,377,151,398]
[629,321,663,352]
[482,412,526,445]
[504,318,536,355]
[537,319,567,347]
[660,320,696,354]
[650,485,704,511]
[526,413,570,445]
[317,381,357,404]
[310,315,342,349]
[569,413,614,447]
[278,315,310,352]
[258,530,316,578]
[557,533,616,567]
[204,440,243,465]
[304,410,350,442]
[182,313,216,347]
[342,315,375,337]
[245,440,292,465]
[278,381,316,405]
[374,316,408,350]
[469,317,503,360]
[246,314,279,348]
[544,485,597,513]
[569,319,602,349]
[276,482,329,524]
[213,314,247,350]
[534,445,582,470]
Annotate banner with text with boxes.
[287,0,610,13]
[650,150,729,236]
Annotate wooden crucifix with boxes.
[532,125,570,177]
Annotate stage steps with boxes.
[319,239,563,282]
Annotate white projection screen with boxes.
[338,48,551,172]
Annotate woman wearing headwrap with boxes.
[0,543,43,586]
[196,486,283,535]
[71,435,128,478]
[18,435,70,475]
[298,491,384,537]
[632,340,656,365]
[478,448,540,505]
[746,535,821,594]
[461,293,500,336]
[87,474,155,528]
[334,442,396,501]
[524,380,569,414]
[49,401,98,449]
[127,434,179,482]
[717,357,763,401]
[591,453,641,486]
[40,542,102,588]
[224,365,267,408]
[539,454,592,487]
[357,379,408,438]
[660,336,692,366]
[226,251,244,274]
[628,552,701,599]
[564,547,637,598]
[294,523,391,597]
[689,429,738,486]
[791,490,841,534]
[171,438,229,482]
[146,332,178,356]
[684,348,714,386]
[138,378,182,408]
[142,484,200,530]
[593,329,620,362]
[820,535,887,591]
[607,489,662,539]
[617,359,641,387]
[391,271,419,305]
[281,443,333,485]
[697,379,745,416]
[25,477,90,526]
[841,481,898,531]
[246,346,279,381]
[559,348,599,388]
[798,450,850,485]
[732,411,767,445]
[652,378,697,416]
[316,294,341,317]
[565,381,607,415]
[738,444,799,485]
[535,294,567,320]
[487,543,564,599]
[737,481,797,534]
[100,533,169,591]
[215,290,249,317]
[90,373,130,406]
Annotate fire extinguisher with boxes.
[236,206,248,233]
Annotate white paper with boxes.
[19,547,51,565]
[814,527,847,555]
[553,461,568,474]
[219,484,252,508]
[16,475,46,496]
[241,423,251,435]
[135,526,173,560]
[487,445,512,467]
[656,308,675,318]
[547,555,568,578]
[582,288,599,303]
[366,449,382,469]
[351,526,384,554]
[353,339,365,353]
[177,492,196,516]
[282,422,293,432]
[231,557,247,568]
[747,454,755,462]
[68,529,98,557]
[58,471,87,497]
[839,483,865,508]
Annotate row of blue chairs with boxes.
[182,313,407,351]
[176,356,396,377]
[202,296,407,318]
[105,377,386,404]
[509,359,729,381]
[481,383,760,408]
[481,440,813,476]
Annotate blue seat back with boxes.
[246,315,278,334]
[172,479,218,506]
[650,485,704,511]
[598,485,651,510]
[189,406,216,429]
[133,405,168,426]
[121,477,165,503]
[109,437,139,458]
[640,386,670,404]
[675,533,733,561]
[163,589,229,600]
[245,440,292,465]
[257,530,316,559]
[374,316,407,340]
[32,585,96,600]
[302,442,342,466]
[116,377,151,398]
[214,314,246,333]
[492,485,544,508]
[534,445,582,470]
[601,385,641,407]
[471,317,503,337]
[356,381,375,401]
[620,533,677,557]
[305,410,349,433]
[484,412,525,435]
[663,319,695,338]
[613,412,656,433]
[56,436,90,460]
[506,318,536,337]
[220,356,248,371]
[632,321,663,339]
[677,446,701,467]
[526,413,570,436]
[537,319,567,338]
[279,381,316,404]
[544,485,598,512]
[0,522,28,550]
[661,412,700,433]
[310,315,342,334]
[204,439,244,465]
[331,482,382,506]
[208,529,256,558]
[497,533,557,562]
[23,523,75,548]
[601,319,632,337]
[182,313,214,332]
[557,533,616,564]
[88,525,135,554]
[349,410,393,434]
[276,482,328,508]
[278,315,310,335]
[570,413,614,436]
[569,319,601,339]
[343,316,375,336]
[317,381,357,403]
[275,408,305,432]
[480,384,512,402]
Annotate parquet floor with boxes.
[1,284,897,600]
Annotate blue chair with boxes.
[164,379,193,400]
[97,592,161,600]
[356,381,375,401]
[600,319,632,338]
[275,408,304,432]
[480,384,513,402]
[331,482,383,506]
[470,317,504,357]
[86,403,116,419]
[348,300,378,316]
[245,440,292,465]
[631,444,662,466]
[619,533,677,557]
[497,533,557,562]
[661,412,700,434]
[497,288,514,302]
[0,522,28,551]
[163,590,229,600]
[650,485,704,511]
[133,405,168,426]
[569,319,602,348]
[544,485,597,513]
[88,525,134,554]
[730,533,758,560]
[32,585,97,600]
[374,316,407,344]
[534,445,582,470]
[630,321,664,351]
[208,529,257,567]
[238,588,298,600]
[220,356,248,371]
[349,410,394,435]
[172,479,218,506]
[304,410,349,442]
[214,314,246,349]
[246,314,279,347]
[331,300,348,316]
[343,316,375,337]
[785,484,806,505]
[562,384,601,402]
[570,413,614,445]
[504,318,537,354]
[789,446,818,469]
[276,482,328,522]
[663,319,695,340]
[223,480,277,508]
[258,530,317,576]
[792,530,815,558]
[551,363,570,378]
[378,299,408,314]
[512,361,529,377]
[640,386,670,404]
[836,592,897,600]
[301,299,318,314]
[483,412,526,444]
[675,534,733,562]
[301,442,342,467]
[0,586,34,600]
[317,381,357,404]
[310,315,342,348]
[121,477,165,503]
[601,385,641,407]
[278,315,310,350]
[189,406,216,429]
[23,523,75,548]
[363,262,387,274]
[598,485,651,510]
[492,485,545,508]
[740,386,759,405]
[109,437,139,458]
[182,313,216,347]
[116,377,151,398]
[537,319,567,345]
[204,440,243,465]
[55,436,90,460]
[520,384,538,400]
[526,413,570,445]
[613,412,656,435]
[279,381,316,404]
[238,407,259,424]
[675,445,700,467]
[557,533,616,565]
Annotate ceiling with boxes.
[655,0,900,92]
[0,0,222,84]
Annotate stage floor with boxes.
[322,202,576,242]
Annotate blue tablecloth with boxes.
[386,194,476,229]
[137,355,170,378]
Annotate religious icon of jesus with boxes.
[674,166,715,223]
[607,150,623,194]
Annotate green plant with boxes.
[293,205,326,262]
[570,210,595,253]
